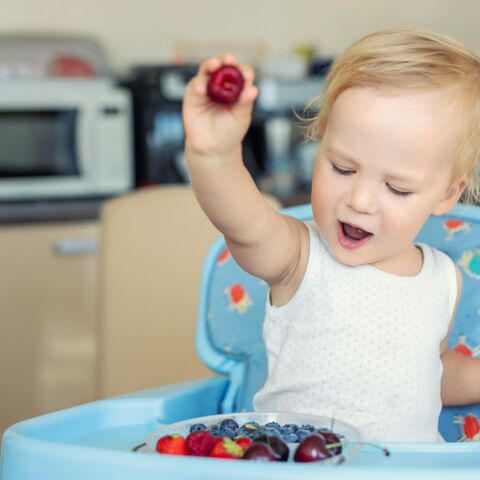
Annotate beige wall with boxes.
[0,0,479,74]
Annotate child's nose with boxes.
[347,179,379,214]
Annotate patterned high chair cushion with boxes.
[196,203,480,442]
[415,203,480,442]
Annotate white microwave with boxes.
[0,80,132,200]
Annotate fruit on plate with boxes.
[185,431,217,456]
[189,423,207,433]
[207,65,245,104]
[187,418,345,446]
[235,435,253,451]
[293,433,333,462]
[209,437,244,459]
[155,434,188,455]
[321,430,342,456]
[253,434,289,461]
[243,442,277,461]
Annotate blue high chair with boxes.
[2,203,480,479]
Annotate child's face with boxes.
[311,86,463,273]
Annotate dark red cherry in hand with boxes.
[207,64,245,104]
[293,433,333,462]
[243,442,277,461]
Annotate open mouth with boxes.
[338,221,373,249]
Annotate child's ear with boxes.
[432,177,467,216]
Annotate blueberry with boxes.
[251,429,267,440]
[207,424,220,436]
[282,423,299,432]
[300,424,315,432]
[283,432,299,443]
[264,426,282,437]
[264,421,281,432]
[220,418,239,431]
[296,428,311,441]
[219,426,236,438]
[189,423,207,432]
[280,425,297,436]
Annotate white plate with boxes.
[140,411,364,464]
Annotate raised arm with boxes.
[182,53,309,299]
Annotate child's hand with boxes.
[182,53,259,156]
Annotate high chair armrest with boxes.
[115,376,229,424]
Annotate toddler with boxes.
[182,28,480,442]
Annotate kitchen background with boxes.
[2,0,479,73]
[1,0,480,437]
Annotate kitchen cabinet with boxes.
[0,221,99,436]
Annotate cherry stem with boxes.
[326,441,390,457]
[326,442,342,450]
[132,442,146,452]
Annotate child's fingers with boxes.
[237,84,259,109]
[218,52,238,66]
[199,53,241,77]
[197,57,221,77]
[235,63,258,106]
[193,77,208,98]
[238,63,255,86]
[197,53,238,78]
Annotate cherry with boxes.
[293,433,333,463]
[207,64,245,104]
[253,434,289,461]
[321,431,342,456]
[243,442,277,461]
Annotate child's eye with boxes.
[331,163,355,175]
[387,184,412,197]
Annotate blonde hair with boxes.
[307,27,480,204]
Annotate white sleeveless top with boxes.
[253,223,457,442]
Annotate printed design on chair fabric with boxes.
[217,247,230,265]
[443,218,471,241]
[457,247,480,279]
[454,413,480,441]
[453,334,480,357]
[438,211,480,442]
[224,283,253,313]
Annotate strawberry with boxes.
[235,436,253,451]
[155,434,188,455]
[186,430,217,456]
[209,437,244,459]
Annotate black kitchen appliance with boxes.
[124,65,265,188]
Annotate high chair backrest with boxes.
[196,203,480,442]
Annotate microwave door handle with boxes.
[53,237,98,256]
